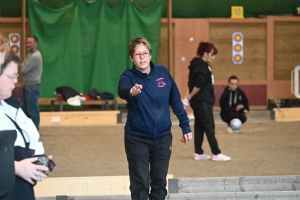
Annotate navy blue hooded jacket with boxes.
[118,62,191,139]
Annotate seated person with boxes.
[219,75,249,133]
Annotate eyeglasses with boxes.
[133,51,150,58]
[4,73,19,80]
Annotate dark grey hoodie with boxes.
[219,86,249,115]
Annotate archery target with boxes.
[9,33,20,57]
[232,32,243,64]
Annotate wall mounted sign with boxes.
[231,6,244,18]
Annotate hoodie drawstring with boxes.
[229,90,237,107]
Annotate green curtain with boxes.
[27,0,163,97]
[171,0,300,18]
[2,0,300,18]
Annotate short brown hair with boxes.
[28,35,38,43]
[128,37,152,57]
[228,75,239,83]
[0,50,21,75]
[196,42,218,57]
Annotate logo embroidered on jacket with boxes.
[156,78,166,87]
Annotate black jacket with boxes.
[188,57,215,104]
[5,95,42,200]
[219,87,249,115]
[0,130,16,200]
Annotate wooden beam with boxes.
[38,98,57,105]
[214,80,267,85]
[35,175,173,197]
[40,111,120,126]
[266,16,274,82]
[273,108,300,121]
[208,18,268,23]
[22,0,26,60]
[167,0,173,76]
[38,97,127,106]
[0,18,23,23]
[273,16,300,22]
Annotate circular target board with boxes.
[233,33,242,42]
[234,44,242,52]
[11,45,19,53]
[10,35,19,43]
[234,54,242,62]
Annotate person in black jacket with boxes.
[187,42,231,162]
[219,75,249,133]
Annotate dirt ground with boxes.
[40,116,300,179]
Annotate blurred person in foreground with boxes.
[0,33,10,64]
[0,50,51,200]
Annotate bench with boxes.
[35,174,173,197]
[40,111,120,126]
[271,108,300,121]
[50,99,118,111]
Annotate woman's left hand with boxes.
[180,132,193,145]
[15,158,49,184]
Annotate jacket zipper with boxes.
[148,75,157,139]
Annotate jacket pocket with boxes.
[131,114,152,133]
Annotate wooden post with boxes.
[167,0,173,76]
[22,0,26,60]
[266,16,274,82]
[266,16,274,104]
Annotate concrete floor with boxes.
[39,107,300,179]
